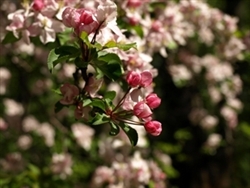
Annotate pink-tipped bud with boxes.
[62,7,81,28]
[145,93,161,109]
[32,0,45,12]
[62,7,99,35]
[126,71,141,87]
[78,9,95,25]
[144,121,162,136]
[133,101,152,120]
[127,0,142,8]
[140,71,153,87]
[151,20,163,32]
[60,83,79,105]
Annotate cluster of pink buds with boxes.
[133,93,162,136]
[122,70,162,136]
[126,70,153,87]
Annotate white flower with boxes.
[71,123,95,150]
[3,99,24,116]
[22,116,40,132]
[37,123,55,147]
[17,135,32,150]
[51,153,72,179]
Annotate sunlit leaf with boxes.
[91,113,110,125]
[104,91,116,101]
[109,121,120,136]
[119,123,138,146]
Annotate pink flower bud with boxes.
[60,83,79,105]
[144,121,162,136]
[62,7,81,28]
[75,8,99,35]
[78,9,95,25]
[126,71,141,87]
[145,93,161,109]
[140,71,153,87]
[127,0,142,8]
[133,101,152,120]
[62,7,99,35]
[32,0,45,12]
[151,20,163,32]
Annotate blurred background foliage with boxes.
[0,0,250,188]
[152,0,250,188]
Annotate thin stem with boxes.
[90,20,105,44]
[112,87,131,113]
[115,117,144,126]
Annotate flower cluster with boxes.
[6,0,66,44]
[90,152,166,188]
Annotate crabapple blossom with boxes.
[126,0,143,8]
[17,135,32,150]
[84,76,103,97]
[60,83,79,105]
[126,70,153,88]
[126,71,141,87]
[145,93,161,109]
[6,10,26,38]
[96,0,117,25]
[37,123,55,147]
[71,123,95,150]
[50,153,72,179]
[140,70,153,87]
[62,7,99,35]
[133,101,152,121]
[0,118,8,131]
[61,7,81,28]
[32,0,45,12]
[144,120,162,136]
[29,13,64,44]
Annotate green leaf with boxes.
[104,91,116,100]
[47,46,80,72]
[47,49,59,73]
[104,40,137,51]
[132,25,144,38]
[174,129,192,140]
[55,45,79,56]
[91,98,106,111]
[75,56,87,68]
[109,121,120,136]
[80,31,90,46]
[104,40,117,48]
[119,123,138,146]
[94,52,124,80]
[54,101,65,113]
[117,43,137,51]
[82,98,92,106]
[91,113,110,125]
[53,55,70,65]
[2,32,20,44]
[239,122,250,137]
[51,88,61,95]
